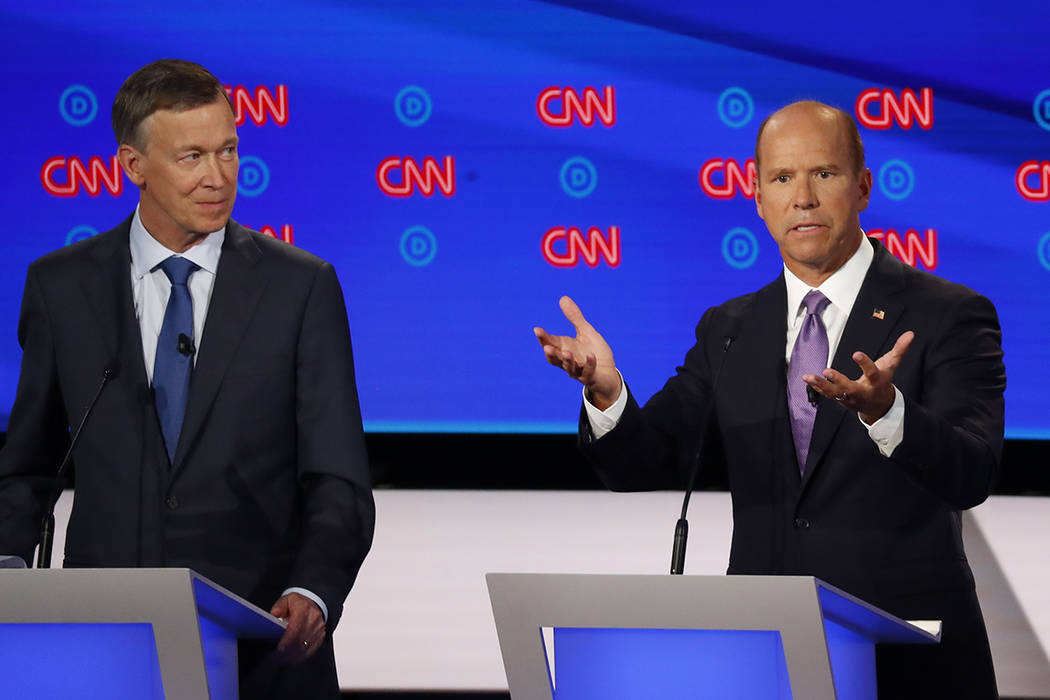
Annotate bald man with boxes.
[536,102,1004,698]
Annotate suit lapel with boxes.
[172,221,264,471]
[80,218,152,408]
[734,276,788,417]
[802,240,907,484]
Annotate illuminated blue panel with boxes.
[0,1,1046,436]
[824,619,877,700]
[0,623,163,699]
[552,627,792,699]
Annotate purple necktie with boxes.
[787,290,830,472]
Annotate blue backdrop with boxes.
[2,0,1047,436]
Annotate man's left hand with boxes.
[803,331,915,424]
[270,592,326,663]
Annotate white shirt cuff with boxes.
[860,385,905,457]
[583,371,628,440]
[281,587,329,623]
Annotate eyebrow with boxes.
[176,136,239,152]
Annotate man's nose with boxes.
[793,177,818,209]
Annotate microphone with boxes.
[36,361,119,568]
[670,333,735,575]
[177,333,195,357]
[807,385,821,406]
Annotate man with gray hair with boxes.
[0,59,374,698]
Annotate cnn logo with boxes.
[855,88,933,130]
[537,87,615,127]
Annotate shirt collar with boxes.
[784,233,874,322]
[129,206,226,279]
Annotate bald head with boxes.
[755,101,865,177]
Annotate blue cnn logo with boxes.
[1034,89,1050,131]
[717,87,753,129]
[722,227,758,269]
[1038,232,1050,271]
[65,225,98,246]
[560,157,597,198]
[395,86,432,127]
[400,226,437,267]
[238,156,270,197]
[878,159,915,201]
[59,85,98,126]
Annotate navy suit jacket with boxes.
[0,216,374,691]
[581,240,1005,698]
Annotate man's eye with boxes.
[817,171,832,179]
[776,175,789,183]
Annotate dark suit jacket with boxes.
[0,216,375,696]
[581,240,1005,698]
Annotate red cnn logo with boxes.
[1016,161,1050,201]
[537,87,616,127]
[700,158,756,199]
[377,157,455,197]
[224,85,289,126]
[542,226,620,268]
[41,156,123,197]
[259,225,294,244]
[867,229,937,269]
[855,88,934,130]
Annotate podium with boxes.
[487,574,940,700]
[0,568,285,700]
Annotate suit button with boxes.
[166,495,179,510]
[794,518,810,529]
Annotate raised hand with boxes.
[534,296,621,409]
[803,331,915,423]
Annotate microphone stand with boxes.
[36,365,117,568]
[670,335,733,575]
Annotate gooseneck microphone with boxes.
[36,361,119,568]
[670,334,735,575]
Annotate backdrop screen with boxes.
[2,1,1047,436]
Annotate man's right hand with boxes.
[534,296,621,410]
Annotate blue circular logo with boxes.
[65,224,98,246]
[1034,89,1050,131]
[400,225,437,267]
[877,159,915,201]
[238,156,270,197]
[717,87,754,129]
[559,156,597,198]
[1038,232,1050,271]
[722,227,759,269]
[59,85,98,126]
[395,86,432,127]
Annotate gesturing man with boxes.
[536,101,1004,698]
[0,59,374,698]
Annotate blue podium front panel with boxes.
[0,623,163,699]
[552,627,792,700]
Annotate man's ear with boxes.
[857,168,873,212]
[753,176,764,219]
[117,144,146,188]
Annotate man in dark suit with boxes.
[535,101,1004,698]
[0,59,374,698]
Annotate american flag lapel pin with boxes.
[872,308,885,320]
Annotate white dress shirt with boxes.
[586,235,905,457]
[129,208,328,621]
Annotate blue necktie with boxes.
[787,290,830,473]
[153,256,199,462]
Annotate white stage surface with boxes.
[47,490,1050,696]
